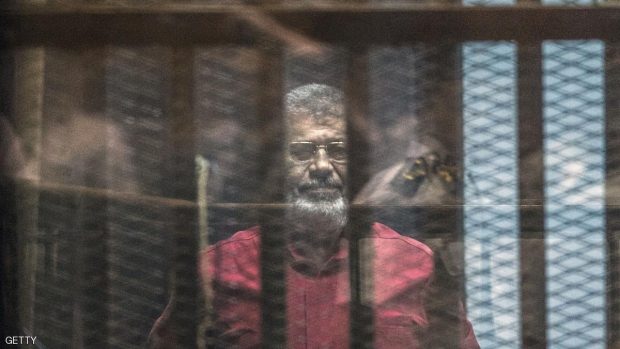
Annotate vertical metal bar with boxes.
[0,42,17,341]
[256,42,287,349]
[420,43,464,349]
[166,46,199,348]
[515,0,548,336]
[0,181,18,341]
[0,42,19,338]
[345,46,374,349]
[605,42,620,349]
[11,46,45,335]
[74,48,108,349]
[517,42,547,349]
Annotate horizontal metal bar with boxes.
[1,5,620,46]
[15,178,620,214]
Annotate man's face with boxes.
[286,114,347,203]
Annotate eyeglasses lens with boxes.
[326,143,346,161]
[289,142,347,161]
[289,143,315,161]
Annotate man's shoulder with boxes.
[370,222,434,257]
[206,226,261,254]
[200,226,261,290]
[368,223,435,304]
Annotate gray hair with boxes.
[285,84,344,121]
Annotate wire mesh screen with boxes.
[463,42,520,349]
[28,47,176,348]
[33,48,110,349]
[542,40,606,349]
[366,44,460,173]
[105,47,174,349]
[194,47,262,208]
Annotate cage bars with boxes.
[517,43,547,349]
[422,43,466,349]
[345,47,375,349]
[2,6,620,47]
[11,46,45,335]
[2,4,620,349]
[166,47,200,348]
[605,42,620,349]
[256,43,288,349]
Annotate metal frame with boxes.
[1,5,620,46]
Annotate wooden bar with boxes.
[2,6,620,47]
[517,42,547,349]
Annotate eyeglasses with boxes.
[289,141,347,162]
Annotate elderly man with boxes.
[149,84,478,348]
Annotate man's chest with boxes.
[221,269,424,349]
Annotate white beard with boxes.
[286,194,348,241]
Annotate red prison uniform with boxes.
[149,222,479,349]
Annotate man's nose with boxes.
[309,148,333,178]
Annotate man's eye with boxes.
[289,143,314,161]
[327,143,347,161]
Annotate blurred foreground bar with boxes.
[2,6,620,47]
[517,42,546,349]
[346,47,374,349]
[606,42,620,349]
[256,43,287,349]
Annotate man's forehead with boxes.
[287,114,346,140]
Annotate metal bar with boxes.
[17,179,618,212]
[419,43,464,349]
[166,46,200,348]
[345,47,374,349]
[0,40,18,341]
[256,42,286,349]
[11,45,45,335]
[517,42,547,349]
[605,41,620,349]
[0,178,19,344]
[2,6,620,47]
[73,48,108,349]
